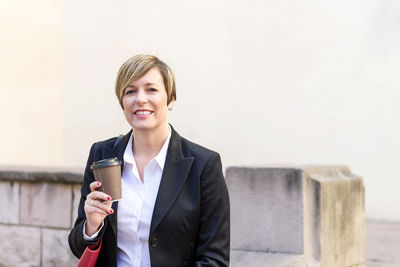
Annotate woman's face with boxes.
[122,67,174,133]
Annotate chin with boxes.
[131,122,156,131]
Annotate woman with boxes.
[68,54,230,267]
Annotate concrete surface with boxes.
[231,250,308,267]
[366,220,400,267]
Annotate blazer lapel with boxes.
[105,128,193,235]
[107,130,131,239]
[150,127,194,233]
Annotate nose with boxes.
[135,88,147,104]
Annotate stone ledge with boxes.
[0,166,83,184]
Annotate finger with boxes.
[88,190,112,202]
[86,205,110,216]
[85,198,106,208]
[89,181,102,192]
[89,200,114,214]
[85,198,94,207]
[85,199,113,214]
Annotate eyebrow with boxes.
[126,82,159,88]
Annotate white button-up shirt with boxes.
[116,128,171,267]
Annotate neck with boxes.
[132,124,169,158]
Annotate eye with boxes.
[148,88,158,92]
[125,88,136,95]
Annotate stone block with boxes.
[0,181,19,224]
[42,228,78,267]
[0,224,40,267]
[302,166,365,267]
[226,167,303,254]
[71,184,82,227]
[20,182,72,228]
[227,165,365,267]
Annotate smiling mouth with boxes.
[134,110,152,115]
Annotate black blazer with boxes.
[68,126,230,267]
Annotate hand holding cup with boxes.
[85,182,113,236]
[84,157,122,236]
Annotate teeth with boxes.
[135,111,152,115]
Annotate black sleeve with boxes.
[195,153,230,267]
[68,143,107,258]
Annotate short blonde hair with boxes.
[115,54,176,108]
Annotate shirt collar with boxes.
[154,125,172,170]
[123,134,135,165]
[123,125,172,170]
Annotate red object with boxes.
[76,239,102,267]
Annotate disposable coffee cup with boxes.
[90,157,122,202]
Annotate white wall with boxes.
[0,0,64,165]
[1,0,399,221]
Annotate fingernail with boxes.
[109,209,114,214]
[107,196,111,201]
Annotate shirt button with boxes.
[151,238,158,247]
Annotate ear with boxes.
[167,98,175,110]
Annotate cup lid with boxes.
[90,157,122,169]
